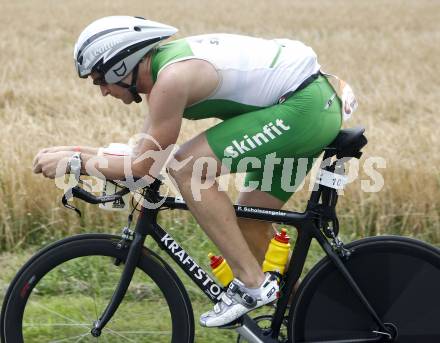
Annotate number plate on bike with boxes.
[317,169,347,189]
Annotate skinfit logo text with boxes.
[223,119,291,158]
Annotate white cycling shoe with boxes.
[200,273,279,327]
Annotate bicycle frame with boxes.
[152,200,314,341]
[91,195,389,342]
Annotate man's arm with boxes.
[82,64,189,180]
[36,146,100,155]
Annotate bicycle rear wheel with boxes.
[1,234,194,343]
[288,236,440,343]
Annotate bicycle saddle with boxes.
[325,127,368,159]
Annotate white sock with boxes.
[243,279,265,298]
[244,286,261,298]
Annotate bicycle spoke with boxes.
[48,332,91,343]
[110,330,172,335]
[76,297,95,325]
[92,288,99,321]
[91,260,106,321]
[23,323,90,327]
[73,333,90,343]
[104,327,137,342]
[76,279,99,321]
[29,302,90,329]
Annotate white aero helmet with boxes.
[73,16,178,102]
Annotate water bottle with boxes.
[262,228,291,275]
[208,253,234,287]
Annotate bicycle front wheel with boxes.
[1,234,194,343]
[288,236,440,343]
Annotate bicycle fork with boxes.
[90,231,145,337]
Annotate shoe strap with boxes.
[219,292,233,306]
[227,280,257,308]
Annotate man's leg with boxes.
[169,133,265,288]
[236,190,301,297]
[236,190,284,265]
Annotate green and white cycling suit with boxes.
[151,34,342,201]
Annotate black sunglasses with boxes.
[92,76,108,86]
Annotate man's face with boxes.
[90,72,134,104]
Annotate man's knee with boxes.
[167,149,193,182]
[167,149,219,184]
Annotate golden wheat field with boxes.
[0,0,439,250]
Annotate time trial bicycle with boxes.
[1,127,440,342]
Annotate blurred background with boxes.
[0,0,438,249]
[0,0,439,340]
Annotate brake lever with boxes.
[62,188,82,217]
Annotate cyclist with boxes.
[32,16,342,327]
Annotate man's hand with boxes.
[33,151,75,179]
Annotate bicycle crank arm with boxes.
[234,315,280,343]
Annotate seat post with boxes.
[308,148,336,205]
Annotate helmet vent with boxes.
[134,26,141,32]
[77,27,128,61]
